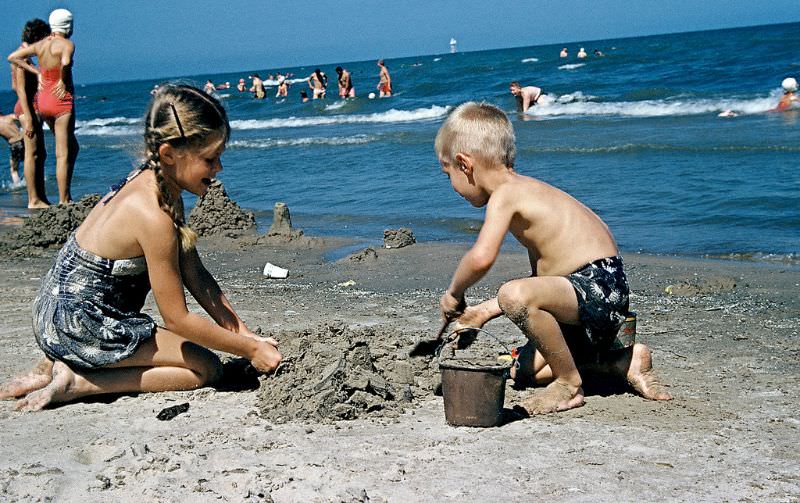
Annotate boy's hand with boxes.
[440,290,467,321]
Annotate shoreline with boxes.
[1,233,798,500]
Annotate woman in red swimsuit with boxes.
[10,19,51,208]
[8,9,79,205]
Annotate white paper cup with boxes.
[262,262,289,279]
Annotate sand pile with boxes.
[257,324,439,423]
[383,228,415,249]
[0,195,100,254]
[187,180,256,236]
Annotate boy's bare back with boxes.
[486,172,618,277]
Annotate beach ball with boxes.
[368,92,376,99]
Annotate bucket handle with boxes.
[436,327,513,357]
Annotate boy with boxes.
[509,81,542,113]
[436,102,671,415]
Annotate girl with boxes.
[0,84,281,411]
[10,18,51,208]
[8,9,80,205]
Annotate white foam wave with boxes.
[76,117,140,127]
[521,58,539,63]
[325,100,348,111]
[228,135,376,149]
[433,57,442,62]
[230,105,450,130]
[558,63,586,70]
[263,78,308,86]
[76,125,140,136]
[527,94,779,118]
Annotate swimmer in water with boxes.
[776,77,798,111]
[577,47,587,59]
[559,47,568,58]
[509,81,543,113]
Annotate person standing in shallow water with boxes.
[8,9,79,205]
[0,84,281,411]
[377,59,392,97]
[9,18,51,207]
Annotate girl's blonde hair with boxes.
[435,102,516,168]
[143,84,230,252]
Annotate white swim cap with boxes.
[782,77,798,92]
[368,92,376,99]
[49,8,73,36]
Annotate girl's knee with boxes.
[185,343,223,385]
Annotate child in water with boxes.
[0,84,281,411]
[777,77,798,111]
[436,102,671,415]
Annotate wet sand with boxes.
[0,234,798,501]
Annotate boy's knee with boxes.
[498,280,529,320]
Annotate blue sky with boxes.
[3,0,798,86]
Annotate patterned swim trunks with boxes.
[566,256,630,348]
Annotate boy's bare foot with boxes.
[15,362,77,412]
[0,359,54,399]
[520,380,585,415]
[621,343,672,401]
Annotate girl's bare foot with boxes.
[27,200,50,209]
[0,359,54,399]
[520,380,585,415]
[623,343,673,401]
[15,362,77,412]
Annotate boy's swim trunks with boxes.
[9,139,24,164]
[566,256,629,348]
[33,234,156,370]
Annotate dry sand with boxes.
[0,230,798,501]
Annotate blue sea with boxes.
[1,22,798,263]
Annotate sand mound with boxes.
[188,180,256,237]
[383,228,415,249]
[257,324,439,423]
[0,195,100,254]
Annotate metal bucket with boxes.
[438,328,513,427]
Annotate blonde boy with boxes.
[435,102,671,415]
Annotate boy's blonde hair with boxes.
[435,102,515,168]
[143,84,230,253]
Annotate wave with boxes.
[228,135,377,149]
[76,125,140,136]
[263,78,308,86]
[324,100,348,111]
[230,105,450,130]
[558,63,586,70]
[433,57,442,62]
[520,143,800,154]
[76,117,140,127]
[527,94,779,118]
[521,58,539,63]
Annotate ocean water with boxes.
[1,22,798,262]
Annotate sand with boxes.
[0,228,798,501]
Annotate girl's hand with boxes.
[248,338,282,373]
[54,81,67,99]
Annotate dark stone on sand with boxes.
[383,228,415,249]
[0,195,100,254]
[187,180,256,237]
[156,402,190,421]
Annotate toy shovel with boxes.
[409,318,452,357]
